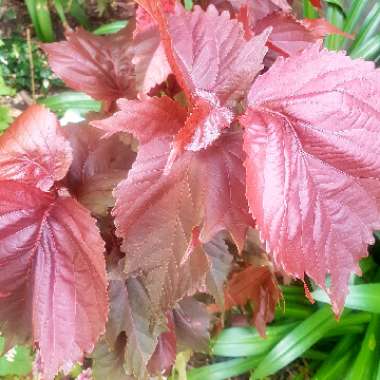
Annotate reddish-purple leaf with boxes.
[147,313,176,376]
[254,12,353,60]
[94,96,252,310]
[204,233,233,307]
[64,121,135,216]
[211,0,291,26]
[0,182,107,379]
[241,44,380,314]
[106,276,165,379]
[0,105,72,191]
[173,297,211,352]
[43,27,136,103]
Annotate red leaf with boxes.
[224,265,281,337]
[42,27,136,103]
[240,44,380,314]
[211,0,291,26]
[136,2,269,157]
[94,96,252,310]
[254,12,319,58]
[148,313,176,376]
[301,18,354,40]
[0,182,107,379]
[0,105,72,191]
[64,121,136,216]
[310,0,322,8]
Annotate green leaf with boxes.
[35,0,56,42]
[69,0,90,29]
[187,356,263,380]
[24,0,44,41]
[303,0,319,19]
[275,302,315,319]
[350,35,380,60]
[38,91,101,116]
[349,3,380,55]
[0,346,33,376]
[348,315,380,380]
[325,3,345,50]
[53,0,68,25]
[93,20,128,35]
[0,106,13,133]
[313,284,380,313]
[313,335,358,380]
[251,306,339,379]
[212,323,297,357]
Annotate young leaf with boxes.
[0,182,107,380]
[136,2,269,158]
[0,105,72,191]
[240,44,380,314]
[223,264,281,336]
[94,96,252,311]
[43,26,136,103]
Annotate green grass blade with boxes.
[186,356,262,380]
[251,306,337,379]
[24,0,44,40]
[303,0,319,19]
[325,3,345,50]
[348,315,380,380]
[313,335,358,380]
[38,91,101,116]
[35,0,56,42]
[53,0,68,25]
[341,0,368,36]
[93,20,128,35]
[212,323,297,357]
[275,302,314,320]
[350,35,380,60]
[349,3,380,55]
[313,284,380,313]
[69,0,90,29]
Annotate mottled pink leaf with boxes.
[0,182,107,379]
[0,105,72,191]
[241,44,380,314]
[43,26,136,103]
